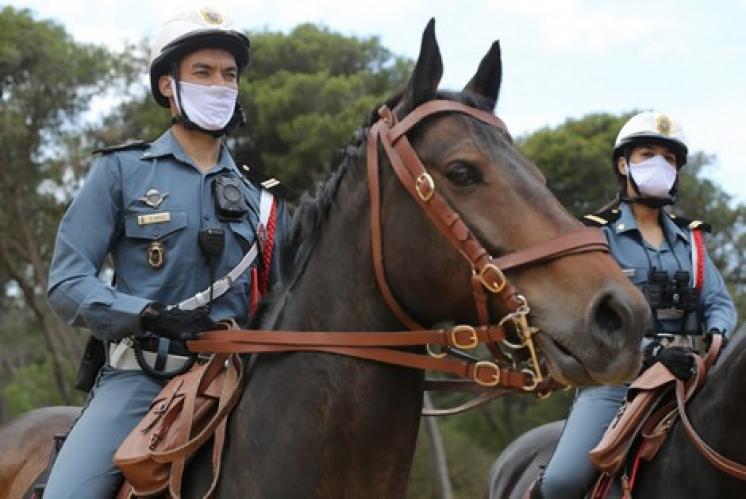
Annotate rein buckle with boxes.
[449,325,478,350]
[473,361,501,387]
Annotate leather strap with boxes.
[675,338,746,480]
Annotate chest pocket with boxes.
[228,220,256,252]
[124,210,188,240]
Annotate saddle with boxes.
[113,352,243,498]
[588,335,723,498]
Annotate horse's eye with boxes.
[445,162,482,186]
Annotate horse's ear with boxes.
[398,19,443,115]
[464,41,502,111]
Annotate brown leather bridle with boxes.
[188,99,609,398]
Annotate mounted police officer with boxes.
[44,7,290,497]
[533,111,737,498]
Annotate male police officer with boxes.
[44,8,290,497]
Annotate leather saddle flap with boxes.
[589,362,676,474]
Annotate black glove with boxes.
[642,342,694,381]
[140,302,218,342]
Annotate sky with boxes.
[6,0,746,203]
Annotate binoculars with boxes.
[643,269,701,334]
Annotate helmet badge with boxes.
[656,114,673,137]
[200,7,224,26]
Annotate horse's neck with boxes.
[215,168,423,498]
[280,172,403,331]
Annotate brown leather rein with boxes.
[675,335,746,480]
[188,100,608,404]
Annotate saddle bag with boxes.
[113,353,243,498]
[588,362,676,474]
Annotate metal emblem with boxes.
[139,189,169,209]
[200,7,224,25]
[147,241,166,269]
[656,114,673,136]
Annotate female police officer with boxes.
[44,8,290,497]
[532,111,737,498]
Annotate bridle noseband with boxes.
[189,99,609,399]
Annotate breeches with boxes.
[538,384,628,499]
[44,367,163,499]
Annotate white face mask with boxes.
[627,155,677,198]
[172,78,238,131]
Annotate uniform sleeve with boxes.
[47,155,151,342]
[699,250,737,336]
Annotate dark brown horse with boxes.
[488,331,746,499]
[1,21,649,498]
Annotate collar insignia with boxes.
[139,189,169,209]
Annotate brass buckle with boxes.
[415,173,435,201]
[449,325,478,350]
[473,361,501,387]
[426,343,448,359]
[478,264,507,293]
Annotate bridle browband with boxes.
[188,99,609,401]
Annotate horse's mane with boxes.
[253,88,494,325]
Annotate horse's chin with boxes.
[537,334,595,386]
[536,333,639,386]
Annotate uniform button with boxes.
[153,231,160,237]
[203,215,210,221]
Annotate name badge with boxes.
[137,212,171,226]
[622,268,636,278]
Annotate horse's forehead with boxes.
[417,113,510,158]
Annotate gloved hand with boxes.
[140,302,218,342]
[642,342,695,381]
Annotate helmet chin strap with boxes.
[168,62,246,138]
[620,152,678,208]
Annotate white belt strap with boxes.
[177,189,275,311]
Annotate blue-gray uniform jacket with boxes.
[589,201,737,336]
[47,129,291,342]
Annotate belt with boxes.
[108,338,192,372]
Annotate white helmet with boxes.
[613,111,688,167]
[149,7,250,107]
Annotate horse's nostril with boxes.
[594,294,623,337]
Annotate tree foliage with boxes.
[0,6,120,403]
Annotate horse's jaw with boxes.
[536,332,641,386]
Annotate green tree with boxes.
[0,6,122,403]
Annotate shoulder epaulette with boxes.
[239,164,291,199]
[92,140,150,155]
[669,214,712,233]
[582,207,621,227]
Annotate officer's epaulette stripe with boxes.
[240,164,291,199]
[670,214,712,233]
[583,214,608,226]
[582,207,621,227]
[92,140,150,155]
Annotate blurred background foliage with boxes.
[0,6,743,498]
